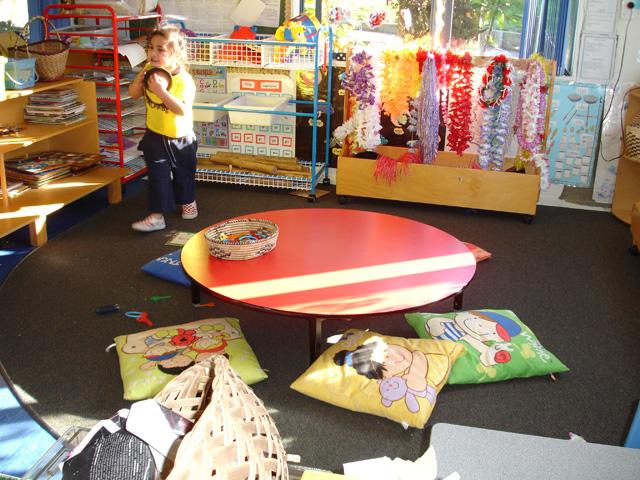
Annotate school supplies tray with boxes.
[192,92,235,123]
[205,218,278,260]
[224,95,289,126]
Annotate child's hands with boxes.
[147,72,170,96]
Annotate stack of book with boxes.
[58,152,104,174]
[0,180,30,199]
[23,88,87,126]
[5,151,72,188]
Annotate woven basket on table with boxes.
[11,16,69,82]
[167,355,289,480]
[205,218,278,260]
[154,356,216,423]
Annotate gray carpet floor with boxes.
[1,181,639,472]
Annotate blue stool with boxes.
[625,402,640,449]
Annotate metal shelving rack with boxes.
[187,27,334,201]
[44,3,160,182]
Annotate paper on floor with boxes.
[342,445,440,480]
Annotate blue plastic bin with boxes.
[5,57,37,89]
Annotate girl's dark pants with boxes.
[139,129,198,214]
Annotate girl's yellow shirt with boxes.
[144,67,195,138]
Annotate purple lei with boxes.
[418,56,439,164]
[515,60,546,154]
[343,51,376,109]
[478,90,512,171]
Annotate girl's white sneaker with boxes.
[132,215,166,232]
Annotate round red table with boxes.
[181,209,476,360]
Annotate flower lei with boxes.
[339,48,383,152]
[446,52,474,155]
[342,50,377,109]
[432,51,450,122]
[478,54,512,108]
[418,55,440,164]
[478,55,513,170]
[380,48,421,127]
[514,59,546,154]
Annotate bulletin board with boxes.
[191,65,230,150]
[547,79,605,187]
[226,72,296,157]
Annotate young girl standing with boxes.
[129,25,198,232]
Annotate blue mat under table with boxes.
[625,402,640,449]
[0,374,56,477]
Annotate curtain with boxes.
[27,0,70,42]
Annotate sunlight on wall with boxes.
[0,0,28,26]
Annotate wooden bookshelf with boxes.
[0,78,128,246]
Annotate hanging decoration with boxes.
[380,48,421,127]
[514,58,546,155]
[418,55,440,164]
[477,55,513,171]
[446,52,474,155]
[531,152,551,191]
[338,48,383,152]
[342,49,377,108]
[367,11,386,29]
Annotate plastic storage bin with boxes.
[225,95,289,126]
[21,426,89,479]
[193,92,234,123]
[5,57,37,89]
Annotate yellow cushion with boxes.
[290,329,462,428]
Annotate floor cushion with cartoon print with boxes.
[114,317,267,400]
[405,309,569,384]
[290,329,463,429]
[141,249,190,287]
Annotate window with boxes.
[0,0,29,28]
[311,0,577,74]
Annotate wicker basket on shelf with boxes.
[11,16,69,81]
[205,218,278,260]
[154,357,215,423]
[167,355,289,480]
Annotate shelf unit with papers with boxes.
[612,89,640,225]
[0,78,127,246]
[44,3,159,182]
[186,27,334,201]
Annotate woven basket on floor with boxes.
[167,355,288,480]
[205,218,278,260]
[11,16,69,82]
[154,356,215,423]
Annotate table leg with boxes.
[191,280,201,306]
[453,291,464,310]
[309,317,325,363]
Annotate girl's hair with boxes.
[148,25,188,68]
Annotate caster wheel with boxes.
[629,244,639,256]
[338,195,348,205]
[522,214,534,224]
[322,177,331,185]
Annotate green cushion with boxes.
[405,309,569,384]
[114,317,267,400]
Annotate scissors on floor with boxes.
[125,311,154,327]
